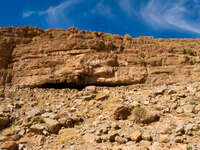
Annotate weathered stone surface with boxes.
[0,26,200,87]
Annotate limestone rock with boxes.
[0,26,200,87]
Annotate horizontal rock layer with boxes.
[0,26,200,87]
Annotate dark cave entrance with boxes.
[37,82,132,91]
[37,82,87,91]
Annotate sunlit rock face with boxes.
[0,26,200,87]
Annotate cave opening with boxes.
[37,82,133,91]
[37,82,87,91]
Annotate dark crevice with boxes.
[37,83,87,91]
[37,82,135,91]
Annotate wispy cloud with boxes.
[140,0,200,34]
[118,0,133,16]
[23,0,115,27]
[22,11,35,18]
[23,0,200,35]
[22,0,82,27]
[91,0,115,18]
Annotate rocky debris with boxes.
[1,71,200,149]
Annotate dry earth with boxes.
[0,26,200,150]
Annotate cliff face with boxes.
[0,26,200,87]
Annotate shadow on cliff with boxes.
[37,82,133,91]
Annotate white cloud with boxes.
[22,0,82,27]
[23,0,115,27]
[22,11,36,18]
[141,0,200,34]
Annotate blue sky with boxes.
[1,0,200,38]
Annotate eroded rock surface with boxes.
[1,26,200,88]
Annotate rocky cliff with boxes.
[1,26,200,88]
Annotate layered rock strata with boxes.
[0,26,200,87]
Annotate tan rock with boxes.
[44,118,61,134]
[130,130,142,142]
[142,131,152,141]
[159,134,169,143]
[113,105,131,120]
[30,124,46,134]
[0,141,18,150]
[182,104,194,113]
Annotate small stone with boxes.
[195,104,200,111]
[41,112,56,119]
[0,135,8,142]
[159,134,169,143]
[130,130,142,142]
[176,107,183,114]
[174,136,183,143]
[168,89,176,95]
[175,124,184,134]
[144,100,149,105]
[96,94,109,101]
[113,105,131,120]
[182,104,194,113]
[25,108,42,118]
[18,129,26,136]
[109,132,119,142]
[82,94,96,101]
[85,86,96,93]
[142,111,160,124]
[185,123,194,135]
[142,131,152,141]
[140,140,152,147]
[132,101,140,107]
[153,88,165,97]
[115,136,126,144]
[30,124,46,134]
[151,142,162,150]
[44,118,61,134]
[69,107,76,113]
[58,117,74,128]
[0,141,18,150]
[95,136,102,143]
